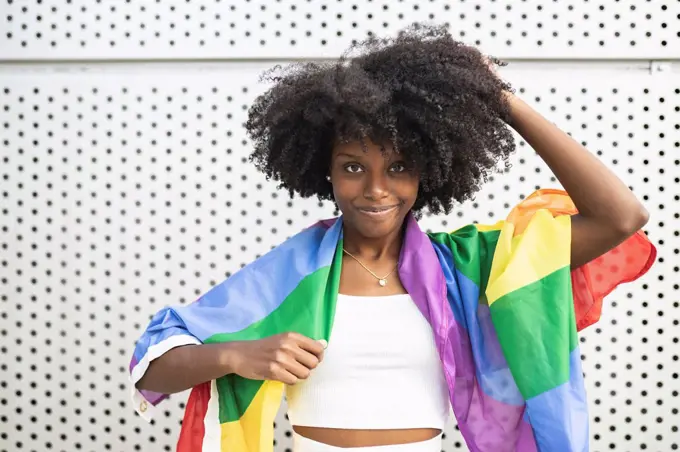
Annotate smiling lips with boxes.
[357,205,400,217]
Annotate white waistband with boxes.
[293,432,443,452]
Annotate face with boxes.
[329,138,419,239]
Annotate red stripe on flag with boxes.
[573,229,656,331]
[177,382,211,452]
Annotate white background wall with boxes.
[1,1,678,451]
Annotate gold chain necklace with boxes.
[342,248,398,287]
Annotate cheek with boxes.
[330,180,356,207]
[398,175,420,204]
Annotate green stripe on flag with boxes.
[205,240,343,422]
[489,266,578,399]
[428,226,500,292]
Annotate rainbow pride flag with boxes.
[129,189,655,452]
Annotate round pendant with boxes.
[378,279,386,287]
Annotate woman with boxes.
[129,25,655,452]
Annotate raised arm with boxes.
[505,93,649,268]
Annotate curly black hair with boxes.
[245,24,515,214]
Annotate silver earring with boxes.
[326,175,331,182]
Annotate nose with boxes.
[363,172,389,201]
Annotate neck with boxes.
[341,223,405,261]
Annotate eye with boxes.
[344,163,363,173]
[389,162,407,173]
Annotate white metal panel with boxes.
[0,67,676,452]
[0,0,678,61]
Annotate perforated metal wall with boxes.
[1,0,678,60]
[1,2,678,452]
[1,67,677,452]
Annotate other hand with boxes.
[230,332,326,385]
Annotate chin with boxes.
[354,223,395,239]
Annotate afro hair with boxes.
[245,23,516,214]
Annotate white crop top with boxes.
[286,294,450,430]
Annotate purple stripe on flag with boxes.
[140,389,168,406]
[516,420,539,451]
[129,356,138,373]
[398,214,536,451]
[431,236,524,406]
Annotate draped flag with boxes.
[129,189,655,452]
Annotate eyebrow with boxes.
[334,152,364,159]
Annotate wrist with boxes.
[504,93,530,129]
[217,342,243,375]
[503,91,520,110]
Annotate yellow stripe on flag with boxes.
[486,210,571,305]
[473,221,504,233]
[220,380,284,452]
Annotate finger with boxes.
[290,347,321,370]
[282,357,313,380]
[270,367,299,385]
[292,334,326,357]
